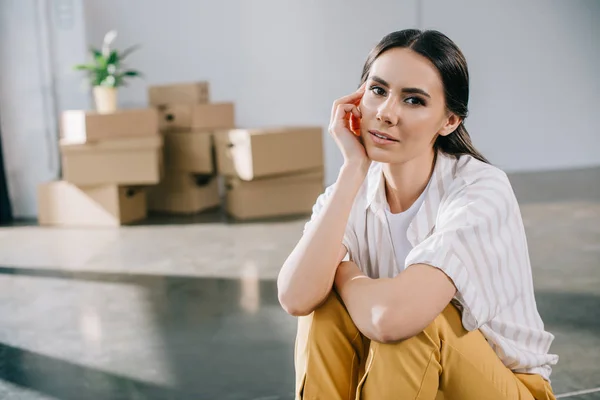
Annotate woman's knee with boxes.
[311,290,348,322]
[319,289,344,307]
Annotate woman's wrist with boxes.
[339,160,370,184]
[334,261,366,292]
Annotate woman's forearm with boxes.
[335,262,457,344]
[277,164,366,316]
[334,261,390,341]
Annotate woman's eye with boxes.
[369,85,386,96]
[405,97,425,106]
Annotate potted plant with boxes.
[74,30,142,113]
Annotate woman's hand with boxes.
[328,84,371,176]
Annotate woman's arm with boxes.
[277,165,366,316]
[334,170,518,342]
[278,84,370,317]
[334,261,456,343]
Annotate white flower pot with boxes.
[93,86,118,114]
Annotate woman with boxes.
[277,29,558,399]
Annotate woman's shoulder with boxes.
[433,154,524,233]
[450,153,512,192]
[445,153,517,209]
[453,153,507,180]
[312,163,379,215]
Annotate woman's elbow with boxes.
[280,302,313,317]
[277,281,315,317]
[278,292,316,316]
[276,264,332,317]
[373,328,404,344]
[371,308,408,344]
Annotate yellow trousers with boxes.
[295,291,556,400]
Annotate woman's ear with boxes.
[439,113,461,137]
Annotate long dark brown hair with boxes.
[360,29,489,164]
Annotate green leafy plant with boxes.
[74,30,142,88]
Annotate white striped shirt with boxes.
[305,151,559,381]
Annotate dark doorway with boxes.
[0,116,13,224]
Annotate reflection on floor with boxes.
[0,166,599,399]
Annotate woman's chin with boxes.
[365,145,399,163]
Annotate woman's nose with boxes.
[376,99,398,126]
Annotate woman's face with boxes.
[359,47,459,164]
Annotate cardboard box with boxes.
[225,169,324,220]
[148,174,220,214]
[164,130,214,174]
[38,181,146,227]
[158,103,234,131]
[214,126,323,181]
[61,136,163,186]
[60,108,159,143]
[148,81,209,106]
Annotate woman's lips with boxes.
[368,130,399,145]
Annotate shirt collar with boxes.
[365,150,457,244]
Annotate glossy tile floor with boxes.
[0,166,599,399]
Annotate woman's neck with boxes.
[384,150,436,214]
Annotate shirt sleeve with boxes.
[404,171,525,331]
[303,182,356,262]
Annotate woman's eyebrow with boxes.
[402,87,431,98]
[370,75,431,99]
[370,75,390,87]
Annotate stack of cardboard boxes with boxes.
[146,82,235,214]
[37,80,326,226]
[146,81,326,221]
[38,108,163,227]
[214,126,325,220]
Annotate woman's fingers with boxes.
[334,104,361,123]
[328,104,361,137]
[337,84,366,105]
[331,84,366,114]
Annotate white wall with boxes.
[422,0,600,172]
[2,1,598,217]
[49,0,93,113]
[84,0,418,186]
[0,0,90,218]
[84,0,600,181]
[0,0,59,218]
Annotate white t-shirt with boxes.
[383,180,429,278]
[303,151,559,381]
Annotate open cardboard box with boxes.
[214,126,323,181]
[38,181,147,227]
